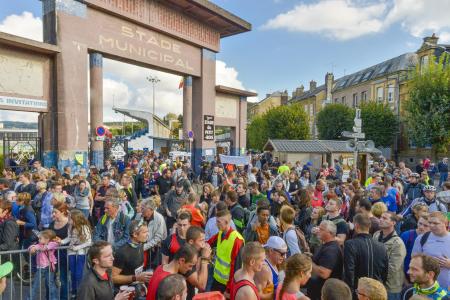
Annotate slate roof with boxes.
[289,52,418,104]
[264,140,330,153]
[332,52,417,92]
[290,84,326,102]
[251,91,286,105]
[264,139,381,154]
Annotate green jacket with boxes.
[373,230,406,293]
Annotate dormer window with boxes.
[420,55,429,73]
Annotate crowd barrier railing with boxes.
[0,245,84,300]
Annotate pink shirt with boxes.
[275,284,305,300]
[29,241,58,269]
[312,189,324,207]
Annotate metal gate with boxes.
[103,138,128,162]
[3,137,42,172]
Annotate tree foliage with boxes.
[316,104,354,139]
[247,115,268,150]
[163,112,178,125]
[246,103,310,150]
[109,122,146,136]
[360,101,398,147]
[265,103,310,140]
[405,54,450,151]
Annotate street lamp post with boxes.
[146,75,160,117]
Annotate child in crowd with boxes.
[27,229,58,300]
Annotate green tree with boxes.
[247,115,268,150]
[405,54,450,152]
[265,103,310,140]
[316,104,354,139]
[360,101,399,147]
[247,103,310,150]
[163,112,178,125]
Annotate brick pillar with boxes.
[239,96,247,155]
[90,52,104,169]
[192,49,217,173]
[183,76,193,153]
[42,0,89,172]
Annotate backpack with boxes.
[243,207,251,229]
[435,199,446,213]
[286,226,310,254]
[230,204,246,232]
[420,231,431,249]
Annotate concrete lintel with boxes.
[0,32,60,55]
[215,85,257,97]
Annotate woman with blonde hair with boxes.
[276,253,312,300]
[356,277,387,300]
[371,202,388,219]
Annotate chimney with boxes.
[309,80,317,91]
[325,72,334,103]
[295,85,304,97]
[423,33,439,47]
[281,90,288,105]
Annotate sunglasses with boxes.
[273,249,287,257]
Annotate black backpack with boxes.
[420,231,431,249]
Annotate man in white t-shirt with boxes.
[412,211,450,289]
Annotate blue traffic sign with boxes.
[96,126,106,137]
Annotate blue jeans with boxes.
[58,249,69,300]
[388,292,401,300]
[28,266,57,300]
[69,254,86,296]
[439,172,448,187]
[79,209,90,219]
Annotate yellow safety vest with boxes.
[213,230,244,285]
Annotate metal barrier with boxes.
[0,246,87,300]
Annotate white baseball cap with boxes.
[263,236,287,252]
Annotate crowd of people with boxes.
[0,153,449,300]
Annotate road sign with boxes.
[96,126,106,137]
[95,136,105,141]
[342,131,365,139]
[188,130,194,139]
